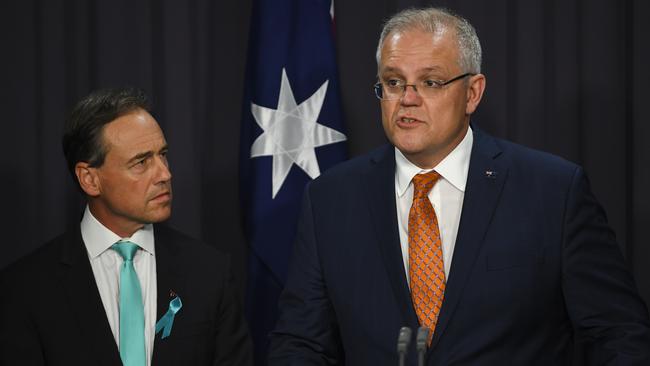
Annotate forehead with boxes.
[379,28,460,74]
[102,109,166,156]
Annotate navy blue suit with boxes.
[269,128,650,365]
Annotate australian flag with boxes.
[239,0,348,364]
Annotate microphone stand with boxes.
[397,326,412,366]
[416,327,430,366]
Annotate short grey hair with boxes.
[376,7,482,74]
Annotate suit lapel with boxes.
[58,229,122,366]
[152,226,184,365]
[429,128,508,349]
[362,146,420,329]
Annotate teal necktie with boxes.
[112,241,146,366]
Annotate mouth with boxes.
[395,115,423,127]
[151,191,172,203]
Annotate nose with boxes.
[156,155,172,183]
[401,84,421,105]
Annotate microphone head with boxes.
[416,327,430,351]
[397,326,412,353]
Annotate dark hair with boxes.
[62,87,151,186]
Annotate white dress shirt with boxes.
[395,126,473,283]
[80,206,157,366]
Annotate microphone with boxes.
[397,326,412,366]
[416,327,430,366]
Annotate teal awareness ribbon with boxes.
[112,242,146,366]
[155,296,182,339]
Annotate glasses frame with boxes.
[373,72,475,100]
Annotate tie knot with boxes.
[412,171,440,199]
[112,241,139,261]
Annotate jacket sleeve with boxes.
[212,254,254,366]
[0,266,46,365]
[268,186,343,365]
[562,166,650,364]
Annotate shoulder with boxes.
[475,128,581,180]
[154,224,230,269]
[322,144,392,176]
[307,144,392,191]
[0,230,75,289]
[2,231,71,272]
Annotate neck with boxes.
[87,202,144,238]
[403,124,469,170]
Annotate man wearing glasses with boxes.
[269,7,650,365]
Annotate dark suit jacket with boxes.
[269,128,650,365]
[0,224,252,366]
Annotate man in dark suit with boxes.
[0,87,252,365]
[269,7,650,365]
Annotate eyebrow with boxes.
[126,145,168,165]
[380,66,446,75]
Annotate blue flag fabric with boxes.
[239,0,348,364]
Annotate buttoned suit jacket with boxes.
[268,127,650,365]
[0,224,252,366]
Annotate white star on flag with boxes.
[250,68,347,198]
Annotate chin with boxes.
[148,209,172,223]
[394,139,427,156]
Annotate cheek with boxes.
[423,100,443,118]
[116,180,146,205]
[425,100,458,124]
[380,102,397,126]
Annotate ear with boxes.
[75,162,101,197]
[465,73,486,115]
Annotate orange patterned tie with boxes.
[408,171,445,345]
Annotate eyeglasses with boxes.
[373,73,475,100]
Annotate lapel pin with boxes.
[169,290,177,298]
[484,170,498,179]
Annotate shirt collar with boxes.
[80,205,155,259]
[395,126,473,197]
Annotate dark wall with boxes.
[0,0,254,289]
[1,0,649,310]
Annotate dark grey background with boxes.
[1,0,648,322]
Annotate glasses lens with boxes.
[383,86,401,100]
[376,84,402,100]
[374,84,383,99]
